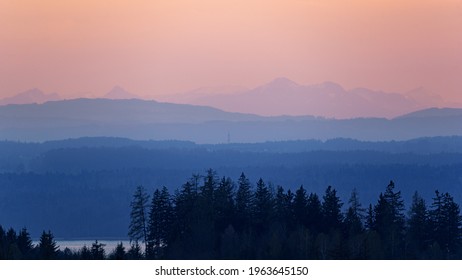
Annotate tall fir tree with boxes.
[429,190,462,258]
[406,192,429,258]
[17,227,33,259]
[128,185,150,247]
[147,186,173,259]
[373,181,405,259]
[293,186,308,227]
[235,172,253,232]
[38,230,59,260]
[252,178,274,234]
[321,186,344,232]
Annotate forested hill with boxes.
[0,99,461,143]
[0,136,461,239]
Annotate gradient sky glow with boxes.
[1,0,461,102]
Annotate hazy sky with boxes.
[1,0,461,101]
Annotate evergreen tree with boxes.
[0,226,5,259]
[38,230,59,260]
[90,240,106,260]
[5,228,20,259]
[235,172,253,232]
[110,242,126,260]
[167,179,199,258]
[306,193,322,232]
[214,176,235,232]
[322,186,344,232]
[293,186,308,227]
[406,192,429,258]
[344,189,365,235]
[252,178,274,233]
[373,181,405,259]
[365,204,374,231]
[17,227,33,259]
[127,241,143,260]
[429,190,462,258]
[79,245,92,260]
[274,186,294,228]
[128,185,150,246]
[147,186,172,259]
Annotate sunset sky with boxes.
[0,0,461,102]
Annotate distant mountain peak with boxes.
[104,86,139,100]
[0,88,60,105]
[266,77,299,87]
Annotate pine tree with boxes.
[214,176,235,232]
[147,186,172,259]
[235,172,253,232]
[274,186,294,229]
[406,192,429,258]
[322,186,344,232]
[17,227,33,259]
[38,230,59,260]
[5,228,20,259]
[373,181,405,259]
[0,226,5,259]
[128,185,150,246]
[79,245,92,260]
[110,242,126,260]
[344,188,365,235]
[429,190,462,258]
[90,240,106,260]
[293,186,308,227]
[306,193,322,232]
[252,178,274,233]
[127,241,143,260]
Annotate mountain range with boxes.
[0,97,461,143]
[160,77,457,118]
[2,78,459,119]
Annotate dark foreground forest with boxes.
[1,170,461,260]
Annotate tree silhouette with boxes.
[406,192,429,258]
[110,242,126,260]
[147,186,172,259]
[128,185,150,246]
[90,240,106,260]
[17,227,33,259]
[38,230,59,260]
[430,190,462,258]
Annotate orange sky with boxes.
[0,0,461,101]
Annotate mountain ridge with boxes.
[0,98,461,143]
[4,77,457,119]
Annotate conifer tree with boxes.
[344,188,365,235]
[306,192,323,232]
[429,190,462,258]
[293,186,308,227]
[252,178,273,233]
[214,176,235,232]
[147,186,172,259]
[38,230,59,260]
[407,192,429,258]
[373,181,405,259]
[110,242,126,260]
[90,240,106,260]
[128,185,150,246]
[235,172,253,231]
[17,227,33,259]
[322,186,344,232]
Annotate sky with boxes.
[0,0,461,102]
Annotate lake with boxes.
[33,240,132,253]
